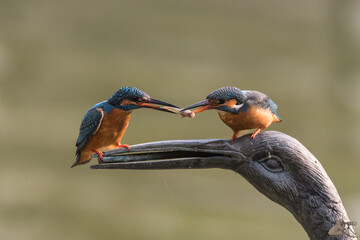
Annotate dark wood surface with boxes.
[91,131,357,240]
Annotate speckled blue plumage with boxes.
[77,87,146,145]
[207,87,245,102]
[75,108,104,161]
[108,87,149,108]
[74,87,150,166]
[265,98,281,119]
[207,87,280,119]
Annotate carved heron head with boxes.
[91,131,355,240]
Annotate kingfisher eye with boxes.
[132,97,139,102]
[259,156,284,172]
[218,99,225,104]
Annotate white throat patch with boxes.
[233,103,244,111]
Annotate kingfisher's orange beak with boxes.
[193,105,213,114]
[181,99,217,114]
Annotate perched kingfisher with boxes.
[182,87,282,140]
[72,87,178,168]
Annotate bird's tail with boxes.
[273,113,282,123]
[71,151,91,168]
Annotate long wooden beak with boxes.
[91,139,244,170]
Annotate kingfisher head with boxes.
[108,87,178,111]
[182,87,247,114]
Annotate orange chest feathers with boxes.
[92,108,132,147]
[217,106,275,131]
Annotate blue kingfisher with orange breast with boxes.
[182,87,282,140]
[72,87,178,167]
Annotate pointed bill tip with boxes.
[181,99,210,111]
[147,98,178,108]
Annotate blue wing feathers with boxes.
[75,108,104,152]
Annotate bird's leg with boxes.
[231,130,244,141]
[92,150,104,161]
[231,133,237,141]
[118,144,130,150]
[251,128,262,138]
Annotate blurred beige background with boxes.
[1,0,360,239]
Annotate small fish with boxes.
[161,106,195,118]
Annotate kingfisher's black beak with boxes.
[137,98,179,114]
[91,138,244,170]
[144,98,178,108]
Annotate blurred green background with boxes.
[1,0,360,239]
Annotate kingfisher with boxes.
[72,87,178,168]
[182,87,282,140]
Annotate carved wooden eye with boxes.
[259,156,284,172]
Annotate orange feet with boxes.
[231,133,237,141]
[251,128,262,138]
[118,144,130,150]
[92,150,104,160]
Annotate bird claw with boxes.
[231,134,237,141]
[92,150,104,161]
[118,144,130,150]
[251,128,261,138]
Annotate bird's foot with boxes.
[251,128,261,138]
[118,144,130,150]
[231,134,237,141]
[92,150,104,161]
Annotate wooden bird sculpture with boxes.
[91,131,356,240]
